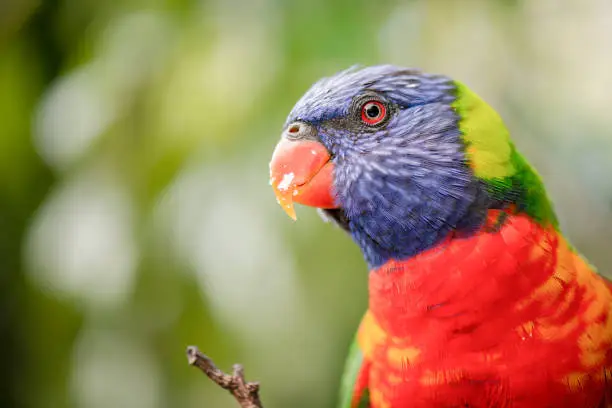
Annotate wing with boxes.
[338,334,370,408]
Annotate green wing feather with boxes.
[338,334,369,408]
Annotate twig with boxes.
[186,346,263,408]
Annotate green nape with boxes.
[486,148,559,228]
[452,81,558,229]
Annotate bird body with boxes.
[268,65,612,407]
[350,210,612,407]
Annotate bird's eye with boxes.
[360,100,387,126]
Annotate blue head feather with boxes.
[286,65,492,269]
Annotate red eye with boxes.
[360,100,387,125]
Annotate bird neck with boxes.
[345,177,490,269]
[347,148,558,270]
[366,210,565,343]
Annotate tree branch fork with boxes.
[186,346,263,408]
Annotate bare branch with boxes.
[186,346,263,408]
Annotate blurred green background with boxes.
[1,0,611,407]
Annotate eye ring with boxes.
[360,100,387,126]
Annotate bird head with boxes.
[269,65,556,268]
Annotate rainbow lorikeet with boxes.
[268,65,612,408]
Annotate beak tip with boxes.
[272,182,298,221]
[280,203,297,221]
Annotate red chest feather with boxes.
[357,211,612,408]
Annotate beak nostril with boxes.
[288,124,300,134]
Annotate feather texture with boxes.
[352,210,612,408]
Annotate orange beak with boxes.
[269,137,337,220]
